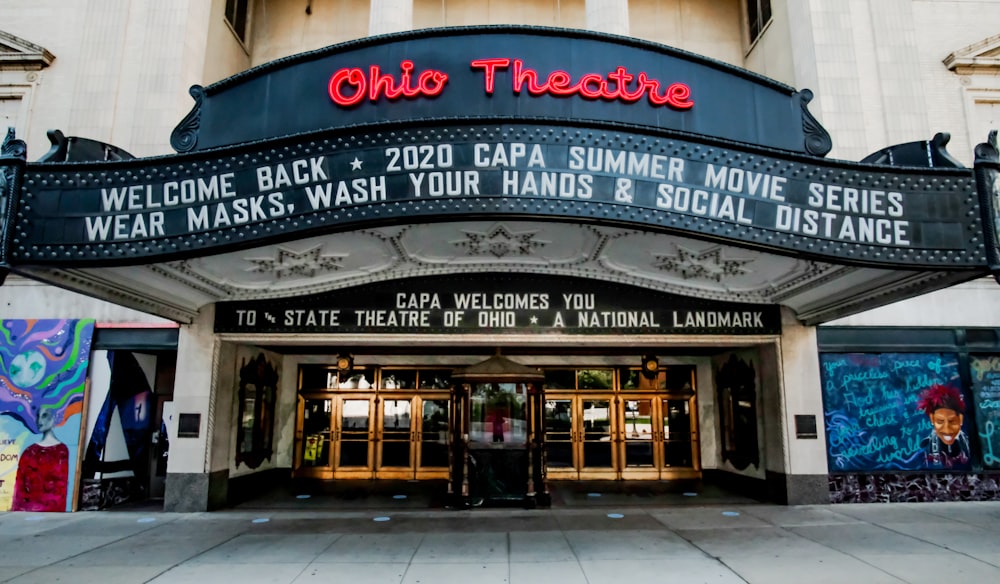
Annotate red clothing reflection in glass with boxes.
[11,443,69,512]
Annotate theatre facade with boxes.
[2,1,1000,511]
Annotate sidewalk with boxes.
[2,500,1000,583]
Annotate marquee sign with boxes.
[214,274,782,335]
[9,121,985,267]
[169,26,829,156]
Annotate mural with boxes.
[970,355,1000,469]
[821,353,965,472]
[80,351,156,509]
[0,319,95,512]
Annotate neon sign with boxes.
[328,60,449,106]
[328,58,693,109]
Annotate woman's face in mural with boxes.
[930,407,963,445]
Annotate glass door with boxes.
[619,396,659,479]
[375,395,451,479]
[296,395,335,478]
[332,395,375,478]
[375,397,413,478]
[579,397,617,479]
[543,397,576,479]
[617,394,699,480]
[416,396,450,479]
[542,395,618,480]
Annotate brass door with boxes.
[619,394,700,480]
[544,393,699,480]
[332,395,376,478]
[375,394,450,479]
[543,395,618,480]
[296,395,336,479]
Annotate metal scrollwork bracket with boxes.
[0,127,27,285]
[974,129,1000,285]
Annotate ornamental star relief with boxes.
[247,246,346,279]
[652,246,752,282]
[453,225,549,258]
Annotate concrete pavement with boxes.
[2,500,1000,583]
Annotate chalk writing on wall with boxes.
[970,355,1000,469]
[821,353,963,472]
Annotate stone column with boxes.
[163,304,233,512]
[369,0,413,36]
[772,307,830,504]
[585,0,629,36]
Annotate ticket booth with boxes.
[451,352,546,508]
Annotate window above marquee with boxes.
[225,0,251,45]
[745,0,772,45]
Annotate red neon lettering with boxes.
[470,58,511,94]
[470,58,694,110]
[328,60,448,106]
[328,68,367,106]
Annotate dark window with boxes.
[746,0,772,44]
[225,0,250,43]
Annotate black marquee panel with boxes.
[0,27,996,281]
[214,274,783,336]
[170,26,830,156]
[10,122,985,268]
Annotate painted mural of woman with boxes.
[0,319,93,512]
[11,407,69,511]
[917,383,971,470]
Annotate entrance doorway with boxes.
[294,366,453,480]
[542,367,699,480]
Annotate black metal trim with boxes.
[0,128,27,284]
[170,85,205,153]
[974,130,1000,284]
[797,90,832,157]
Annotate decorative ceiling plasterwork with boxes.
[17,217,976,325]
[129,220,843,307]
[245,245,346,279]
[451,225,550,258]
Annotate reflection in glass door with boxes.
[375,396,450,479]
[544,394,699,480]
[418,398,450,478]
[297,393,449,480]
[334,396,374,478]
[580,398,616,479]
[376,398,412,477]
[299,397,334,475]
[543,396,617,480]
[621,397,658,479]
[618,395,699,480]
[543,399,575,478]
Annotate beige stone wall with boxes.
[743,0,797,86]
[0,0,216,158]
[414,0,585,29]
[250,0,370,67]
[911,0,1000,164]
[773,0,1000,164]
[204,0,252,84]
[629,0,743,67]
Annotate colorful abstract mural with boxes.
[0,319,95,512]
